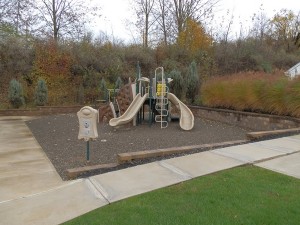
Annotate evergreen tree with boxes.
[186,61,199,103]
[77,83,85,104]
[34,79,48,106]
[8,79,25,108]
[168,69,184,99]
[99,78,107,100]
[115,76,123,89]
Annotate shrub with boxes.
[34,79,48,106]
[8,79,25,108]
[168,69,184,99]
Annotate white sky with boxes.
[91,0,300,42]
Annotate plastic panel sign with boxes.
[77,106,98,141]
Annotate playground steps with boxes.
[117,140,248,164]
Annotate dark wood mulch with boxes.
[26,114,251,180]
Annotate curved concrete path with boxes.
[0,116,299,225]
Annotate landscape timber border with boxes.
[2,105,300,179]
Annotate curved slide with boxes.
[109,93,149,127]
[167,93,194,131]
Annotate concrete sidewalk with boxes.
[0,117,299,225]
[0,117,65,202]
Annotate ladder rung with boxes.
[155,106,168,111]
[155,115,168,121]
[161,121,168,128]
[154,118,168,124]
[156,98,168,104]
[155,115,164,122]
[155,110,168,117]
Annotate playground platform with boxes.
[0,116,300,225]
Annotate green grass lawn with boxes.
[63,166,300,225]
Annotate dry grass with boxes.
[201,71,300,117]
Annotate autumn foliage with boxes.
[30,41,74,105]
[177,18,212,57]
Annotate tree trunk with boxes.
[52,0,58,41]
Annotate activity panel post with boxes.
[77,106,98,141]
[77,106,98,161]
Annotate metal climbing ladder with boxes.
[154,67,169,129]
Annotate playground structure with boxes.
[99,66,194,131]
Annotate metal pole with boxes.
[149,80,152,126]
[136,61,140,125]
[161,68,164,129]
[136,61,140,94]
[149,97,152,127]
[86,140,90,162]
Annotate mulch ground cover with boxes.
[26,114,251,180]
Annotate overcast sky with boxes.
[91,0,300,42]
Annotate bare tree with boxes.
[216,9,234,43]
[250,5,270,44]
[0,1,10,21]
[291,11,300,49]
[294,11,300,48]
[134,0,156,47]
[132,0,219,46]
[0,0,36,35]
[153,0,174,45]
[268,9,300,51]
[171,0,219,36]
[35,0,100,41]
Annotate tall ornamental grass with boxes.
[201,71,300,117]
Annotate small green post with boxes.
[86,140,90,162]
[136,61,140,125]
[136,61,140,95]
[149,77,152,126]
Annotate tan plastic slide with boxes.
[109,93,149,127]
[167,93,194,130]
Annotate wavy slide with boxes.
[109,93,149,127]
[167,93,194,131]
